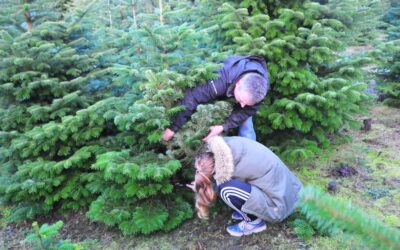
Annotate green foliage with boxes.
[174,102,232,166]
[212,1,370,161]
[299,185,400,250]
[25,220,83,250]
[326,0,389,45]
[0,0,382,236]
[374,2,400,107]
[0,0,68,35]
[292,218,315,242]
[0,4,117,223]
[383,1,400,40]
[86,159,193,235]
[0,206,12,228]
[366,187,390,200]
[70,2,225,234]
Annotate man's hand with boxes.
[202,125,224,142]
[162,128,175,141]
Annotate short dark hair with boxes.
[239,73,269,104]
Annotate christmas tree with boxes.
[85,2,230,234]
[299,186,400,249]
[383,0,400,40]
[326,0,389,45]
[0,0,68,33]
[374,0,400,107]
[0,0,112,220]
[201,1,370,161]
[0,0,378,235]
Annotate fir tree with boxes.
[326,0,389,45]
[84,2,230,234]
[382,0,400,40]
[0,0,381,235]
[205,1,370,161]
[1,0,215,234]
[0,3,112,220]
[374,1,400,107]
[299,186,400,250]
[0,0,69,33]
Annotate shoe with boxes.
[226,219,267,237]
[231,211,244,220]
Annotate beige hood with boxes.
[207,136,234,185]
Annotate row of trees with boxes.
[377,0,400,106]
[0,0,397,234]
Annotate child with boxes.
[190,136,302,236]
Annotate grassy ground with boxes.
[1,104,399,250]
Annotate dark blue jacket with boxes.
[170,55,269,132]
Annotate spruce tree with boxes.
[0,2,111,220]
[201,1,370,161]
[326,0,389,45]
[85,2,232,234]
[299,186,400,250]
[1,0,218,234]
[374,1,400,107]
[382,0,400,40]
[0,0,69,34]
[0,0,379,235]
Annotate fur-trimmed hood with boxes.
[207,136,234,185]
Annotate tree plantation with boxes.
[0,0,399,249]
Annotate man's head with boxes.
[234,72,269,108]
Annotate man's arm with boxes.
[222,102,261,132]
[162,66,229,141]
[169,79,225,132]
[162,81,221,141]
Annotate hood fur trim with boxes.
[207,136,234,185]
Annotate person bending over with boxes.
[190,136,302,236]
[162,55,269,142]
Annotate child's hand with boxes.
[162,128,175,141]
[186,181,196,192]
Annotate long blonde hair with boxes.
[194,152,217,219]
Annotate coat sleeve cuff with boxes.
[170,124,180,133]
[222,124,230,132]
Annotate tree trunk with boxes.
[108,0,113,28]
[132,0,138,28]
[24,11,32,31]
[159,0,164,25]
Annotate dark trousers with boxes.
[218,179,257,221]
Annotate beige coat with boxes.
[208,136,302,223]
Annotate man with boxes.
[162,55,269,142]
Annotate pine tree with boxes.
[84,2,231,234]
[299,186,400,249]
[201,1,370,161]
[1,0,216,234]
[326,0,389,45]
[0,0,69,34]
[382,0,400,40]
[0,0,380,235]
[0,1,112,220]
[374,1,400,107]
